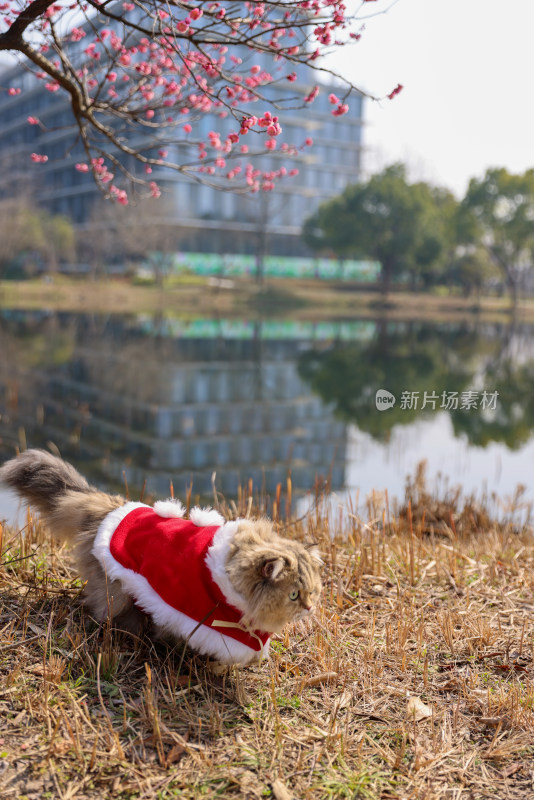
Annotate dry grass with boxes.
[1,467,534,799]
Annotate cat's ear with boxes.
[305,543,324,565]
[260,557,285,581]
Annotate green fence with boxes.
[146,252,381,282]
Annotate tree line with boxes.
[3,162,534,300]
[303,163,534,304]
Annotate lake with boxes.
[1,309,533,526]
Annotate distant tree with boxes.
[79,195,181,277]
[0,196,75,275]
[41,213,77,270]
[462,168,534,307]
[303,164,456,294]
[447,249,499,299]
[0,0,390,204]
[0,197,44,274]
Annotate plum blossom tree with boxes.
[0,0,399,204]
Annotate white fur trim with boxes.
[91,505,260,665]
[153,499,186,518]
[205,520,250,616]
[189,506,225,527]
[92,501,149,566]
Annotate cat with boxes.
[0,449,322,665]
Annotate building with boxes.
[0,10,364,257]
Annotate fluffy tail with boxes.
[0,449,124,540]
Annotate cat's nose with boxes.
[303,603,313,612]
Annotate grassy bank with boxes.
[2,277,534,322]
[1,469,533,799]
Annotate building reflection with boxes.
[0,312,374,500]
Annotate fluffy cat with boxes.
[0,449,322,665]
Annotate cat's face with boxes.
[225,520,323,633]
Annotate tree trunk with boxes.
[381,261,392,298]
[507,273,519,309]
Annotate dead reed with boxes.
[0,464,533,799]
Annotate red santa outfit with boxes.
[92,500,271,664]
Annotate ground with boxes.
[0,466,533,799]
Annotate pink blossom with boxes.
[110,185,128,204]
[149,181,161,198]
[70,27,86,42]
[31,153,48,163]
[332,103,349,116]
[387,83,404,100]
[20,0,367,196]
[44,3,62,18]
[267,122,282,136]
[8,87,21,96]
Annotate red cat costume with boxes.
[92,500,271,664]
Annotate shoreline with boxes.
[0,276,531,322]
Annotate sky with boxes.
[334,0,534,197]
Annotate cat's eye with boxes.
[289,589,299,601]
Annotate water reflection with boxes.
[0,311,362,499]
[1,311,534,515]
[299,320,534,449]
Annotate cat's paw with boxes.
[206,660,230,676]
